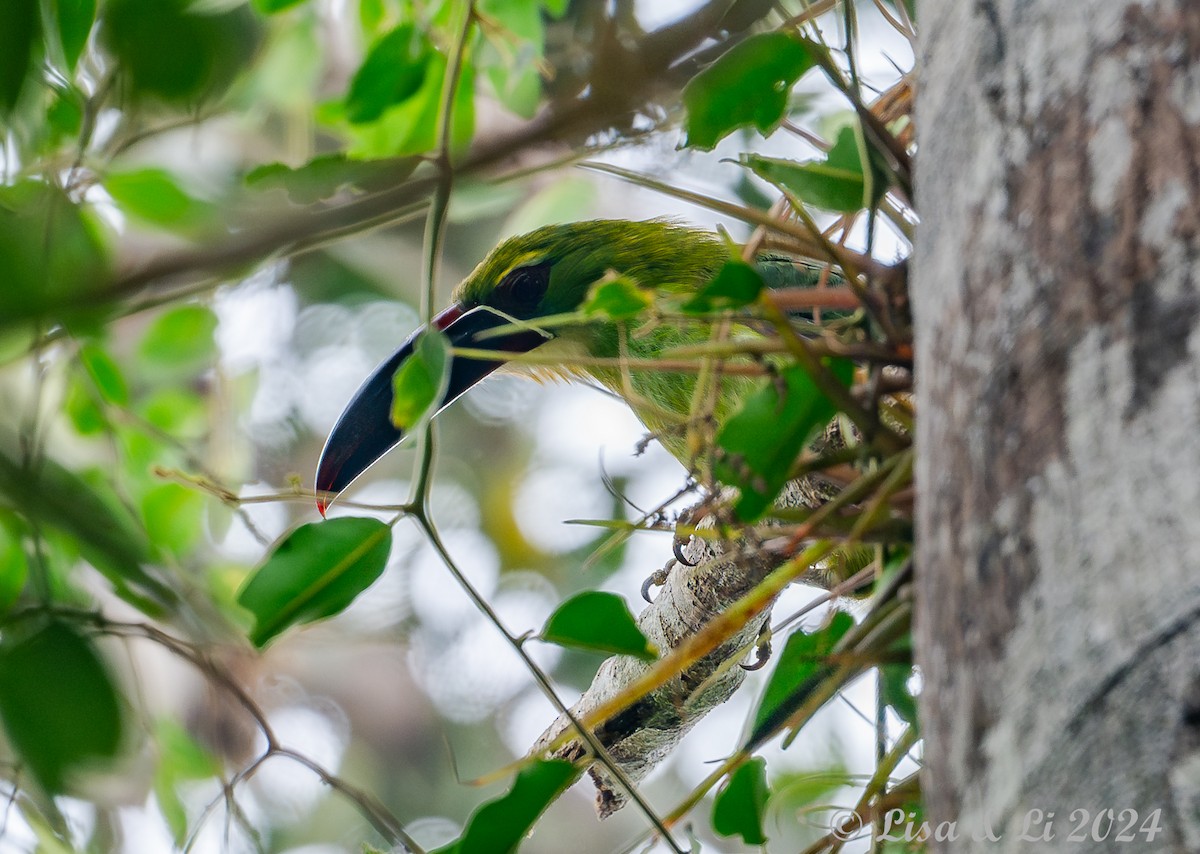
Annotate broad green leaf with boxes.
[342,52,474,158]
[715,358,854,521]
[436,760,578,854]
[103,0,262,104]
[139,388,207,437]
[712,757,770,845]
[0,181,108,326]
[137,305,218,372]
[153,719,220,844]
[245,154,417,204]
[390,329,450,431]
[741,125,889,213]
[237,517,392,647]
[682,32,816,151]
[540,591,656,661]
[79,344,129,405]
[0,515,28,612]
[46,88,84,138]
[747,613,853,747]
[141,483,206,557]
[65,377,106,435]
[56,0,96,71]
[0,0,37,112]
[105,169,213,231]
[345,24,433,123]
[0,452,173,609]
[880,663,918,727]
[582,275,651,320]
[682,260,764,313]
[253,0,306,11]
[0,620,124,793]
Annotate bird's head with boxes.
[315,219,724,513]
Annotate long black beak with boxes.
[315,304,548,514]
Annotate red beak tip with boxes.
[316,498,328,518]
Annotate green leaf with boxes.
[0,515,28,612]
[102,0,262,104]
[0,452,173,610]
[237,517,392,647]
[880,663,918,727]
[712,757,770,845]
[0,0,37,112]
[0,620,124,793]
[747,613,853,747]
[340,51,474,158]
[740,125,889,213]
[141,483,206,558]
[105,169,213,231]
[55,0,96,71]
[436,760,578,854]
[245,154,417,204]
[137,305,218,372]
[79,343,129,405]
[0,181,108,327]
[582,275,651,320]
[682,32,816,151]
[345,24,433,123]
[139,388,207,437]
[390,329,449,431]
[715,358,854,521]
[682,260,764,313]
[153,719,220,844]
[252,0,306,11]
[541,591,656,661]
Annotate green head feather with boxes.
[451,219,753,461]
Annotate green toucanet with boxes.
[315,218,842,512]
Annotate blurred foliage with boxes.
[0,0,917,852]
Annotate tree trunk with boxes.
[915,1,1200,850]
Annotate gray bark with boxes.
[915,1,1200,850]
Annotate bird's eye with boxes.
[490,261,551,317]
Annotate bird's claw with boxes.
[641,565,671,602]
[740,624,773,671]
[673,536,698,567]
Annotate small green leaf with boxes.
[880,663,918,727]
[0,0,37,112]
[0,453,173,610]
[245,154,417,204]
[712,757,770,845]
[682,260,764,313]
[79,343,129,405]
[582,275,652,320]
[103,0,262,104]
[141,483,206,557]
[0,181,108,327]
[237,517,392,647]
[340,51,474,158]
[137,305,218,372]
[390,329,449,431]
[748,613,853,746]
[741,125,889,213]
[153,719,220,844]
[0,620,124,793]
[436,760,578,854]
[139,388,207,436]
[0,515,28,612]
[344,24,432,123]
[682,32,816,151]
[715,358,854,521]
[541,591,656,661]
[105,169,213,230]
[252,0,306,11]
[56,0,97,71]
